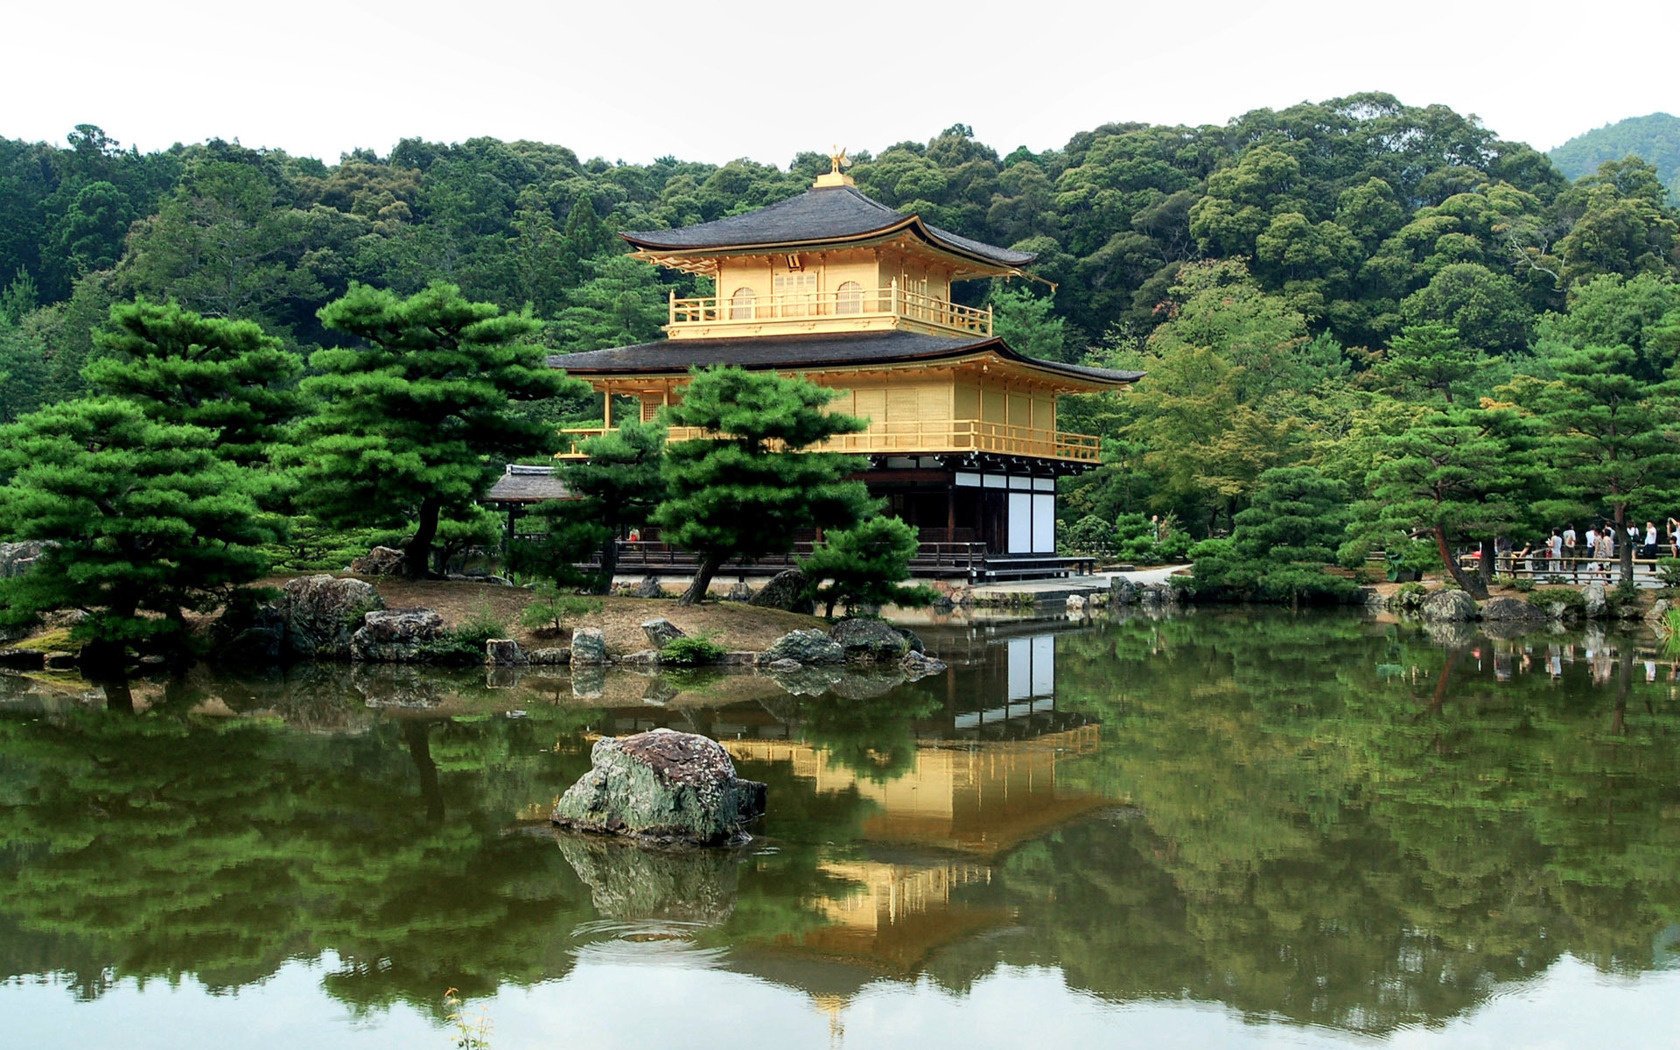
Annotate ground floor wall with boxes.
[864,465,1058,554]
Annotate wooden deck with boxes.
[1477,553,1675,588]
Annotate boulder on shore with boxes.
[1419,590,1478,623]
[1480,596,1549,628]
[760,629,845,666]
[485,638,528,666]
[349,546,406,576]
[570,627,609,666]
[828,618,911,663]
[350,608,445,662]
[642,618,686,648]
[633,576,665,599]
[1582,581,1608,618]
[281,576,385,660]
[551,728,767,846]
[747,569,814,613]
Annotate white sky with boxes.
[5,0,1676,168]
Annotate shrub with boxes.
[660,636,727,666]
[1657,557,1680,591]
[520,584,602,637]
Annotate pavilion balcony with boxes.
[558,419,1100,463]
[665,283,992,339]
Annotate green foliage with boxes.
[658,635,727,666]
[290,282,584,578]
[1551,113,1680,200]
[1657,557,1680,590]
[1189,466,1359,605]
[518,585,601,637]
[0,399,275,654]
[798,515,938,619]
[561,419,666,592]
[654,366,874,604]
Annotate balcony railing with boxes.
[668,282,992,337]
[559,419,1100,462]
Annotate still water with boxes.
[2,609,1678,1049]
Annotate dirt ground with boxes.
[294,576,826,654]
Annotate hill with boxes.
[1550,112,1680,198]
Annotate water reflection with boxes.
[1,611,1678,1048]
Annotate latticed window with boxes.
[729,287,756,320]
[836,280,863,315]
[774,273,816,317]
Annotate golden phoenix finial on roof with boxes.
[829,146,848,175]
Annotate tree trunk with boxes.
[1616,507,1634,587]
[1433,525,1487,599]
[593,532,619,596]
[679,556,720,605]
[1478,537,1495,589]
[402,720,445,824]
[404,495,442,580]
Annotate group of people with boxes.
[1501,518,1680,576]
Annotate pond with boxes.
[2,608,1679,1049]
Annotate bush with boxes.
[1060,514,1116,556]
[420,602,512,664]
[520,584,602,637]
[660,636,727,666]
[1657,557,1680,591]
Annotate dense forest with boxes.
[4,92,1680,596]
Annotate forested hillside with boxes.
[1550,113,1680,199]
[4,91,1680,582]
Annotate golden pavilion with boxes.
[549,153,1140,579]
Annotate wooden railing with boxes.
[668,282,992,336]
[559,420,1101,462]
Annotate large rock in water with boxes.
[551,728,767,846]
[281,575,385,660]
[1419,590,1478,623]
[350,609,445,662]
[827,617,911,662]
[747,569,814,613]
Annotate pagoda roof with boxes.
[548,331,1141,388]
[484,464,573,504]
[621,185,1035,269]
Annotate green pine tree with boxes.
[653,366,874,604]
[291,282,583,578]
[798,515,938,618]
[0,399,275,663]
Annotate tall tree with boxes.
[1523,342,1680,584]
[560,418,667,593]
[0,399,274,664]
[291,282,580,578]
[83,299,302,466]
[653,366,874,604]
[1360,402,1532,598]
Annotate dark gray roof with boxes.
[485,465,573,504]
[548,331,1141,386]
[622,185,1036,268]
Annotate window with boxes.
[836,280,863,315]
[774,273,816,317]
[729,287,755,320]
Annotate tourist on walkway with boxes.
[1645,520,1659,560]
[1548,529,1563,571]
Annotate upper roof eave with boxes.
[620,186,1035,270]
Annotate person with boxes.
[626,527,642,543]
[1668,516,1680,558]
[1512,541,1534,575]
[1548,528,1563,571]
[1645,520,1659,560]
[1563,523,1577,559]
[1596,523,1615,580]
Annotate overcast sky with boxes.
[6,0,1676,167]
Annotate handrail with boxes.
[557,419,1101,462]
[668,284,992,336]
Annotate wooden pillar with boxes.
[602,386,613,429]
[946,486,955,544]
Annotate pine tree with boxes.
[1360,402,1533,598]
[799,515,938,618]
[653,366,874,604]
[0,399,275,664]
[292,282,583,578]
[83,298,302,467]
[1526,342,1680,584]
[562,419,666,593]
[1191,466,1357,606]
